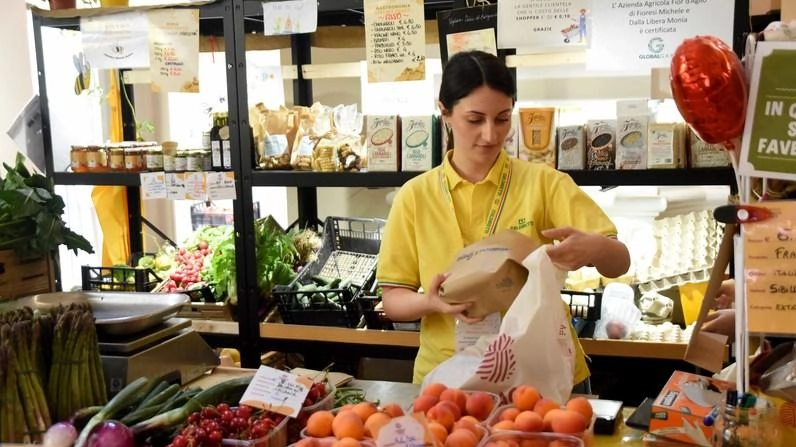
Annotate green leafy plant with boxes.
[0,153,93,259]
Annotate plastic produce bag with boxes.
[422,246,576,404]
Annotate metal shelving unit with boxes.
[32,0,749,370]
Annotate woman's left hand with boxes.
[541,227,602,271]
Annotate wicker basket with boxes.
[0,250,56,302]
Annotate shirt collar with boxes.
[442,149,508,190]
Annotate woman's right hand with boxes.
[713,279,736,310]
[426,273,474,319]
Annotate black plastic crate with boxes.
[322,216,386,255]
[561,289,602,321]
[359,295,420,332]
[81,265,162,292]
[273,217,385,328]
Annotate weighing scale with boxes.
[97,317,220,396]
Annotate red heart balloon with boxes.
[670,35,748,147]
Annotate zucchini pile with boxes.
[291,275,357,309]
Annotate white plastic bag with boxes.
[422,246,576,404]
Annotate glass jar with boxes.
[70,146,88,172]
[109,146,125,171]
[124,147,144,172]
[199,150,212,171]
[162,141,178,172]
[85,146,104,172]
[145,145,164,171]
[186,150,200,172]
[174,151,188,172]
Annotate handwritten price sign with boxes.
[743,200,796,335]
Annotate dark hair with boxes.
[438,51,516,113]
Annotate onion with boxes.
[43,421,78,447]
[86,420,135,447]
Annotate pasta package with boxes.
[518,107,556,167]
[586,120,617,170]
[259,106,296,170]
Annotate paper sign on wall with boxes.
[239,365,312,418]
[364,0,427,83]
[436,5,498,64]
[739,41,796,182]
[262,0,318,35]
[81,11,150,69]
[497,0,590,50]
[586,0,734,72]
[148,9,200,93]
[743,200,796,336]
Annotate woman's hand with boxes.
[542,227,630,278]
[701,309,736,339]
[426,273,475,319]
[381,273,471,322]
[713,279,736,310]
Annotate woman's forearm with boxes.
[382,286,433,321]
[592,237,631,278]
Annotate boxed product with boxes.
[586,120,617,170]
[649,370,735,446]
[616,99,649,170]
[556,125,586,170]
[366,115,400,171]
[647,122,686,169]
[401,115,435,172]
[688,129,731,168]
[518,107,556,167]
[439,230,538,319]
[504,113,520,158]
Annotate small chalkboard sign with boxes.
[436,4,512,65]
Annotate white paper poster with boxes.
[364,0,427,83]
[81,11,150,69]
[148,9,200,93]
[247,64,286,110]
[497,0,591,50]
[586,0,734,72]
[262,0,318,35]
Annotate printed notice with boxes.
[184,171,206,200]
[239,365,312,418]
[586,0,734,71]
[743,200,796,335]
[497,0,590,49]
[436,4,498,64]
[81,11,150,69]
[364,0,426,83]
[165,172,186,200]
[376,415,435,447]
[148,9,200,93]
[140,172,166,200]
[739,42,796,182]
[262,0,318,35]
[207,171,237,200]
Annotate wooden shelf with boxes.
[191,320,701,360]
[250,168,736,189]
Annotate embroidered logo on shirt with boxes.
[510,217,533,231]
[476,333,516,383]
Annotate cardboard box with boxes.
[649,371,735,446]
[439,230,538,319]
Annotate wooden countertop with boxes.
[192,319,698,360]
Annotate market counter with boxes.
[192,320,701,360]
[191,367,651,447]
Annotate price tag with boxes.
[140,172,166,200]
[184,172,207,200]
[376,415,433,447]
[165,172,186,200]
[743,200,796,335]
[239,365,312,418]
[207,171,236,200]
[148,9,200,93]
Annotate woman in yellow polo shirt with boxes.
[376,50,630,390]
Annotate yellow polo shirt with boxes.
[377,150,618,384]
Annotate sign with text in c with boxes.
[739,41,796,182]
[743,200,796,336]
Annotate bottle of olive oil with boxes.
[209,112,229,171]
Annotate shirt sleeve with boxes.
[545,171,618,238]
[377,184,421,290]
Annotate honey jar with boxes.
[70,146,88,173]
[124,146,144,172]
[108,146,125,171]
[145,145,163,171]
[85,146,106,172]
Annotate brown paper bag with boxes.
[439,230,539,319]
[683,223,734,372]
